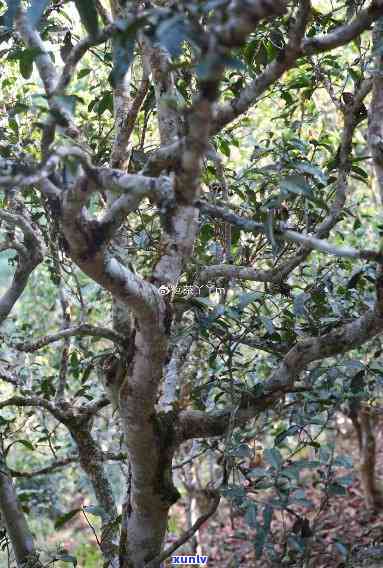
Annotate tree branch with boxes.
[8,455,78,479]
[0,209,45,326]
[197,204,383,263]
[11,324,126,352]
[368,17,383,202]
[0,445,43,567]
[16,9,79,139]
[0,396,65,422]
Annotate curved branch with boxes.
[197,204,383,263]
[8,455,78,479]
[16,10,79,138]
[59,174,170,333]
[304,1,383,55]
[12,324,126,352]
[0,396,65,422]
[199,264,295,284]
[55,22,125,94]
[0,210,45,326]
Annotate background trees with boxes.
[1,0,383,566]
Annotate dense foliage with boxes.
[1,1,383,567]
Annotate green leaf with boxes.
[220,485,246,501]
[255,527,266,557]
[97,92,113,115]
[77,68,91,79]
[74,0,99,37]
[13,102,29,114]
[280,175,314,199]
[328,482,347,496]
[218,139,231,158]
[0,415,15,426]
[351,164,368,179]
[18,439,34,451]
[199,223,214,244]
[263,448,282,469]
[54,508,81,529]
[20,51,34,80]
[295,162,327,184]
[55,554,77,566]
[27,0,50,29]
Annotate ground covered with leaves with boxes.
[165,425,383,568]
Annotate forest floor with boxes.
[170,422,383,568]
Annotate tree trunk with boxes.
[358,408,383,510]
[0,448,43,567]
[120,502,170,567]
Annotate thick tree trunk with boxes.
[0,448,43,567]
[121,503,170,567]
[116,325,179,567]
[358,409,383,510]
